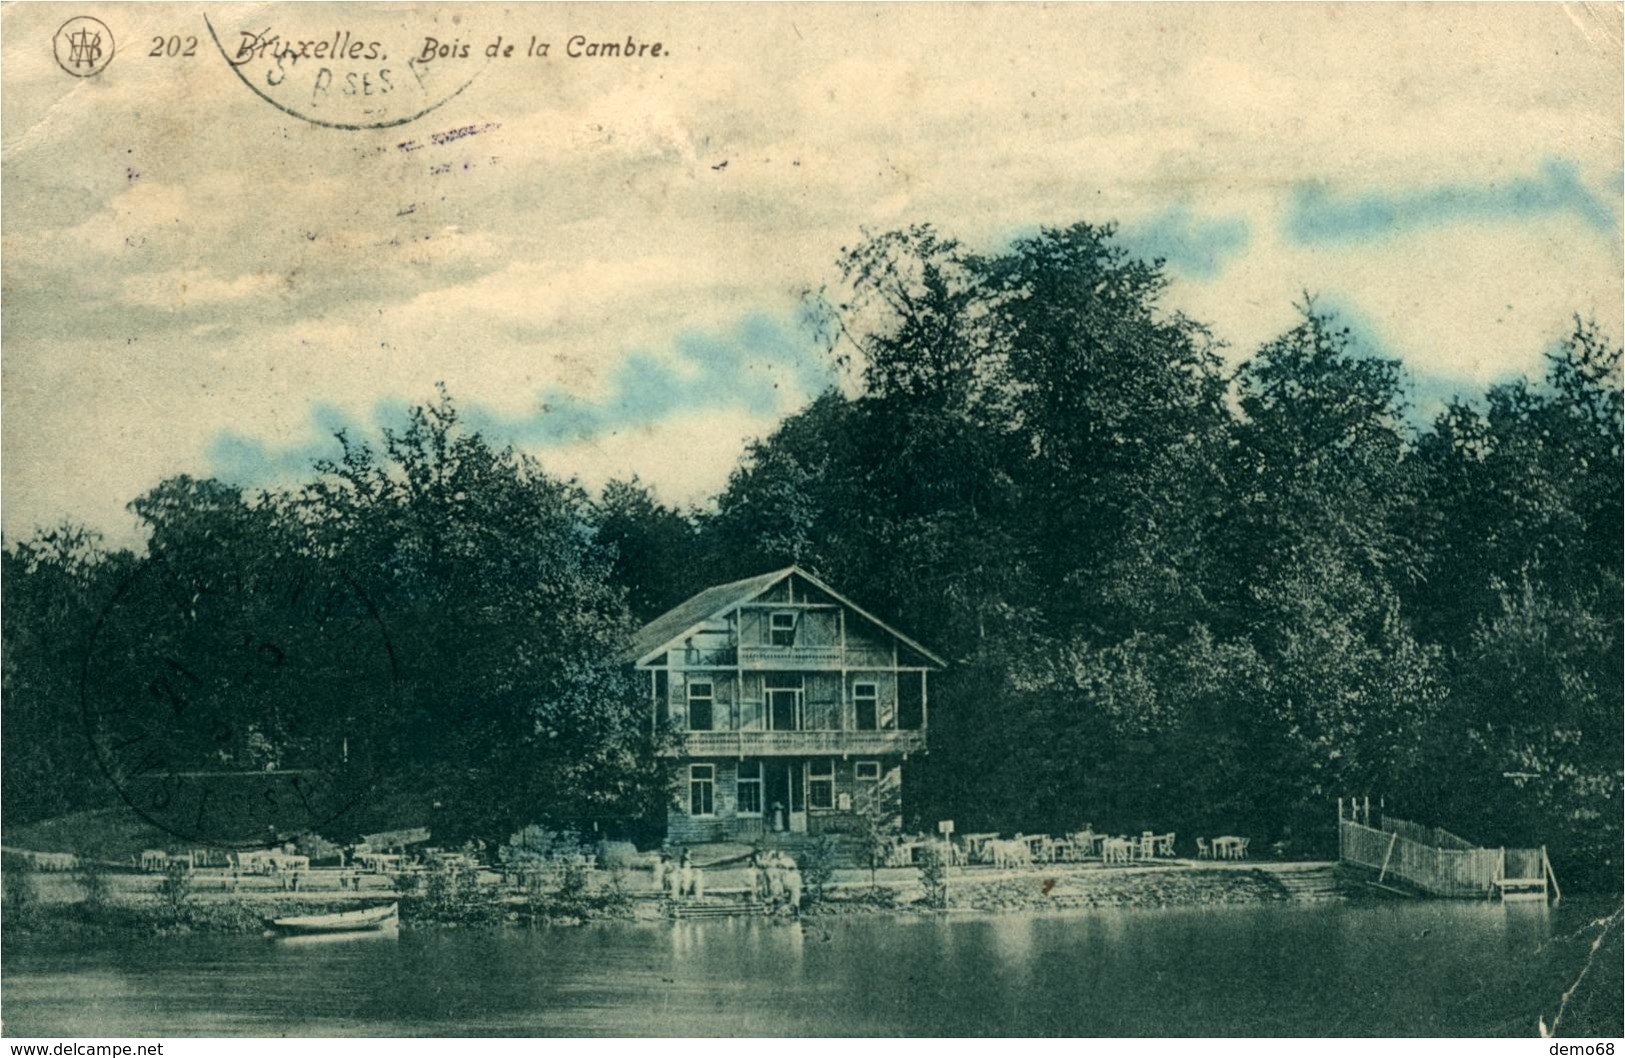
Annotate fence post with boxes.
[1377,832,1399,884]
[1543,847,1562,905]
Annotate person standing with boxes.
[784,855,803,912]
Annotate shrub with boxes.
[3,857,38,923]
[521,864,633,925]
[917,843,949,910]
[499,825,583,870]
[595,840,641,870]
[798,835,842,907]
[77,859,110,913]
[155,861,194,924]
[402,864,501,927]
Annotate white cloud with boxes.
[1,1,1619,545]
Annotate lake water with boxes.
[4,898,1620,1036]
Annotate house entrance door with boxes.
[786,760,806,833]
[765,761,807,834]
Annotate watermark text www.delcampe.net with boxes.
[11,1045,163,1056]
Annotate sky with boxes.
[3,2,1621,548]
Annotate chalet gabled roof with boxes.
[626,565,947,668]
[625,567,793,664]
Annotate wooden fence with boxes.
[1339,818,1509,898]
[1378,815,1476,852]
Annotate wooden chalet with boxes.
[629,566,945,844]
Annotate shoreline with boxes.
[2,860,1365,937]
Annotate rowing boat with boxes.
[268,902,399,935]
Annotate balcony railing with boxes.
[680,646,738,666]
[736,644,845,668]
[675,644,900,669]
[670,729,928,758]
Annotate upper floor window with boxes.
[687,680,714,731]
[769,611,797,647]
[853,682,878,731]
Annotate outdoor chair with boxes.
[1196,837,1211,859]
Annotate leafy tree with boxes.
[301,390,670,841]
[797,835,841,908]
[1,525,131,824]
[855,778,902,888]
[595,478,704,623]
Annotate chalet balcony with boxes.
[736,643,845,668]
[670,728,928,758]
[680,646,738,666]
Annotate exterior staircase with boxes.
[687,833,865,868]
[668,889,769,920]
[1265,862,1346,901]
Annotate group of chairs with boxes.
[1196,836,1251,860]
[884,828,1254,869]
[883,828,1183,869]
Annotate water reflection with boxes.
[983,913,1036,978]
[3,898,1618,1037]
[275,927,399,949]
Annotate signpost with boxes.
[938,820,954,904]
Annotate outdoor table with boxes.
[1212,836,1242,860]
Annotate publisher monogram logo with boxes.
[53,16,115,78]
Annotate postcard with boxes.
[3,2,1620,1040]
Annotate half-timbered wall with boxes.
[667,758,904,842]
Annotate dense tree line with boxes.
[3,223,1619,886]
[4,394,670,846]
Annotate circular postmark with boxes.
[80,549,397,849]
[53,16,115,78]
[202,12,480,131]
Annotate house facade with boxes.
[629,566,945,845]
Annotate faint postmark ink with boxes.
[53,16,115,78]
[79,551,398,848]
[202,13,480,132]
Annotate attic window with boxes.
[770,611,797,647]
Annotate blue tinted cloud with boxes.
[1117,206,1251,279]
[207,313,831,488]
[467,312,829,447]
[205,402,358,489]
[1285,158,1617,245]
[1307,293,1522,423]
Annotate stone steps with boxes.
[1267,864,1346,901]
[669,897,768,920]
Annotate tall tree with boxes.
[595,478,703,624]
